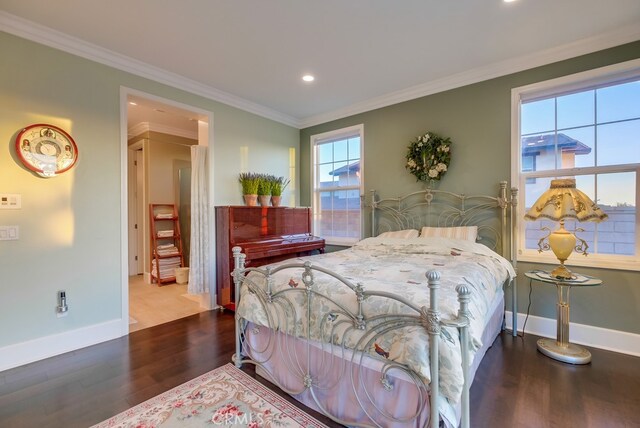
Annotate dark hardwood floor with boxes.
[0,310,638,427]
[470,331,640,428]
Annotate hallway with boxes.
[128,275,206,332]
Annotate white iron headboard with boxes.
[369,181,518,259]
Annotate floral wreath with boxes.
[405,132,452,183]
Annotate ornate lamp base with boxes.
[550,263,573,280]
[537,338,591,364]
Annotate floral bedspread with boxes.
[236,237,515,424]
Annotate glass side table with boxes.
[524,271,603,365]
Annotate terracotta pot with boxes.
[271,195,282,207]
[258,195,271,206]
[243,194,258,206]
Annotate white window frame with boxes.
[310,124,364,246]
[511,58,640,271]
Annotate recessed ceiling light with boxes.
[129,101,138,106]
[302,75,315,82]
[504,0,518,3]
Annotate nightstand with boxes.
[524,270,603,364]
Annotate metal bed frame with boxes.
[232,181,518,428]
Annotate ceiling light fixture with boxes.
[503,0,518,3]
[302,75,315,82]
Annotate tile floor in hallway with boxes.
[128,274,207,332]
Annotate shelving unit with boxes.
[149,204,184,285]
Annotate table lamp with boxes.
[524,178,608,279]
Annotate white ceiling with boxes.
[2,0,640,128]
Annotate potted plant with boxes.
[271,176,290,207]
[257,174,272,206]
[239,172,259,206]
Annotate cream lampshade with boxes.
[524,178,608,279]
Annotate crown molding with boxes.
[0,11,301,128]
[2,11,639,131]
[128,122,198,140]
[299,23,640,129]
[127,122,149,139]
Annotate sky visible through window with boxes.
[317,136,360,184]
[521,80,640,207]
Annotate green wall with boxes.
[300,41,640,335]
[0,32,298,350]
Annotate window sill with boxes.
[517,252,640,272]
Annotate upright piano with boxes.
[215,206,325,310]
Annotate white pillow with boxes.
[378,229,420,239]
[419,226,478,242]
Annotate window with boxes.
[311,125,363,245]
[522,154,536,184]
[512,59,640,270]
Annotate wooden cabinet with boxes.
[149,204,185,285]
[215,206,325,310]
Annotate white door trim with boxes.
[119,86,215,336]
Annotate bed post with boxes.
[456,284,472,428]
[499,181,508,259]
[510,186,519,337]
[498,181,519,337]
[370,189,377,237]
[232,246,245,368]
[425,270,441,428]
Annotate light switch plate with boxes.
[0,226,19,240]
[0,194,21,209]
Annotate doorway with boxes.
[122,88,214,333]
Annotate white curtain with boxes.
[188,145,209,294]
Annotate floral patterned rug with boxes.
[91,364,328,428]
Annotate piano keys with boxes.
[215,206,325,310]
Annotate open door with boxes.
[127,145,145,275]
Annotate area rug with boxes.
[91,363,328,428]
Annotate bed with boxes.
[232,182,518,428]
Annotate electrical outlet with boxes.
[57,290,68,317]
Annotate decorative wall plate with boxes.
[15,124,78,177]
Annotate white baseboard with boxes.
[506,311,640,357]
[0,319,126,372]
[3,312,635,373]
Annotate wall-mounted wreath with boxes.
[405,132,452,183]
